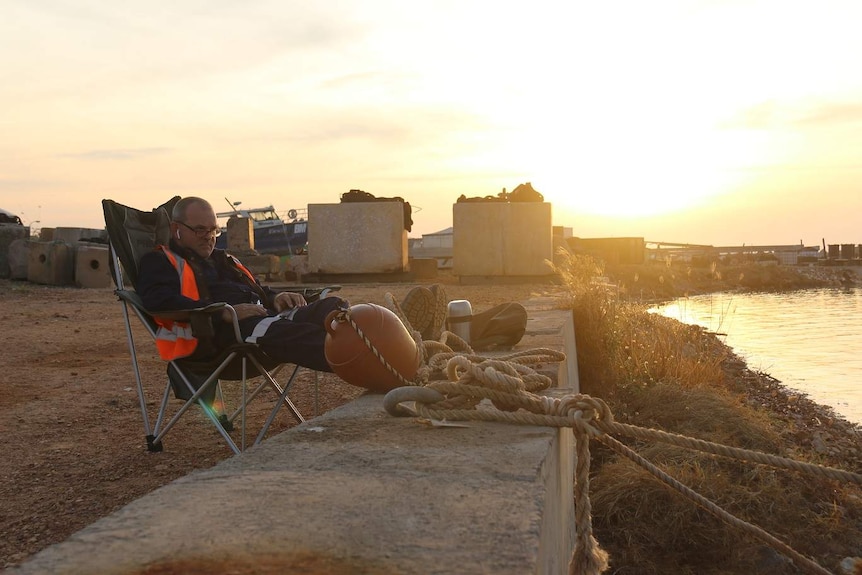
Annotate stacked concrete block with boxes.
[307,203,408,274]
[7,238,30,279]
[28,240,75,286]
[241,254,281,281]
[52,227,107,244]
[74,243,112,288]
[409,257,438,279]
[0,224,30,278]
[227,217,254,253]
[453,202,554,277]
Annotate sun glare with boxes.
[506,112,777,220]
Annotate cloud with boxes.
[60,147,172,161]
[0,2,367,105]
[0,178,70,191]
[723,99,862,130]
[793,102,862,126]
[232,102,493,149]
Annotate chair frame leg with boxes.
[256,364,303,445]
[119,301,153,439]
[226,363,286,424]
[118,293,304,454]
[153,353,244,454]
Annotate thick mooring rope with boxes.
[343,296,860,574]
[383,352,862,575]
[596,434,834,575]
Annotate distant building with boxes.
[408,227,453,269]
[645,242,823,266]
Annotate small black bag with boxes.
[468,302,528,351]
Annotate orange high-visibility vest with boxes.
[153,246,259,360]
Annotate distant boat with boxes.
[0,208,23,226]
[215,199,308,256]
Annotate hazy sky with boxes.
[2,0,861,246]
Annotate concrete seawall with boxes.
[10,298,578,575]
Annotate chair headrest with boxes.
[102,197,180,288]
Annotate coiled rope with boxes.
[337,296,860,575]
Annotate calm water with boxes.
[652,287,862,425]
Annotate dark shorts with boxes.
[236,296,347,372]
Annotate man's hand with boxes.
[222,303,268,323]
[274,291,307,313]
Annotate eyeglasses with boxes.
[176,221,222,238]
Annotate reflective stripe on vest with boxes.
[153,246,201,360]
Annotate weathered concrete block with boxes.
[39,228,54,241]
[53,227,107,244]
[0,223,30,278]
[409,257,438,279]
[307,203,408,274]
[7,238,30,279]
[227,217,254,252]
[241,254,280,280]
[453,202,554,277]
[74,244,111,288]
[28,241,75,286]
[285,254,310,281]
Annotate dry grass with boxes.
[551,251,862,574]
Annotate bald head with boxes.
[170,197,219,258]
[172,197,213,222]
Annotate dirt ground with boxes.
[0,274,551,569]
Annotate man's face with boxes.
[172,202,219,259]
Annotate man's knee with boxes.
[298,296,348,325]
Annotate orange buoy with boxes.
[324,303,421,393]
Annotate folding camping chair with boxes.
[102,197,339,454]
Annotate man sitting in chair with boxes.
[137,196,345,372]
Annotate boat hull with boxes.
[216,220,308,256]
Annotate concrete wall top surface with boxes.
[12,394,573,575]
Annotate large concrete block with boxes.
[28,240,75,286]
[8,238,30,279]
[0,223,30,278]
[74,244,111,288]
[240,254,281,280]
[409,257,438,279]
[53,227,107,244]
[453,202,554,277]
[227,217,254,252]
[307,203,408,274]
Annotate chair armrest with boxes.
[319,285,342,300]
[115,288,147,310]
[117,290,225,321]
[268,284,342,303]
[115,290,243,343]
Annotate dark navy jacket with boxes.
[137,241,276,314]
[137,241,284,353]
